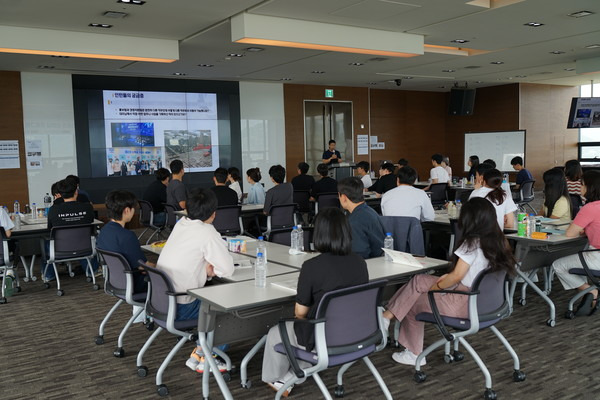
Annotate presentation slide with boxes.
[102,90,219,176]
[567,97,600,129]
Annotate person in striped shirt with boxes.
[565,159,583,196]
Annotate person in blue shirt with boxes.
[246,167,265,204]
[96,190,153,293]
[511,156,533,190]
[322,139,342,165]
[338,176,385,259]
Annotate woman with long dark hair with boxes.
[469,168,517,229]
[227,167,243,203]
[552,170,600,315]
[261,207,368,395]
[565,159,583,196]
[541,167,571,222]
[467,155,479,180]
[382,198,515,366]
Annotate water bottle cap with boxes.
[386,232,392,236]
[456,200,461,203]
[257,252,263,257]
[529,213,535,216]
[293,226,297,229]
[258,236,264,240]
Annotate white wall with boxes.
[239,81,286,191]
[21,72,77,205]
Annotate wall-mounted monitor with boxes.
[567,97,600,128]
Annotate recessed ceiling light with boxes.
[564,67,576,71]
[442,69,455,72]
[227,53,244,57]
[37,65,55,69]
[172,72,186,76]
[585,44,600,49]
[244,47,264,52]
[568,10,594,18]
[402,76,413,79]
[550,50,565,54]
[524,22,544,27]
[103,11,128,18]
[311,70,325,74]
[280,78,292,81]
[490,61,504,65]
[198,64,214,67]
[117,0,146,5]
[89,23,113,28]
[450,39,469,44]
[348,62,364,66]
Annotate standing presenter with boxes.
[322,139,342,164]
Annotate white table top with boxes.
[174,203,264,218]
[12,219,103,234]
[365,255,449,281]
[240,240,319,269]
[505,232,587,245]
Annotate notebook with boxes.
[270,279,298,293]
[381,249,425,270]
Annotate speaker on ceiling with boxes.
[449,88,476,116]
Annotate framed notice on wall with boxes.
[0,140,20,169]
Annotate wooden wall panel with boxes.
[519,83,579,183]
[283,84,369,181]
[0,71,29,209]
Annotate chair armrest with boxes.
[577,249,600,287]
[426,289,477,341]
[166,291,190,297]
[278,317,327,324]
[277,317,328,379]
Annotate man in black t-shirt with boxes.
[310,163,337,200]
[369,162,397,197]
[143,168,170,226]
[291,162,315,192]
[210,167,238,206]
[322,139,342,164]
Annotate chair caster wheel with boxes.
[414,371,427,383]
[513,370,526,382]
[241,380,252,389]
[137,366,148,377]
[44,283,50,289]
[15,286,22,293]
[57,289,64,296]
[484,388,497,400]
[0,297,7,304]
[31,276,38,281]
[95,335,104,345]
[157,384,169,397]
[145,321,155,331]
[453,351,464,361]
[86,276,92,283]
[23,277,29,282]
[444,354,454,364]
[113,347,125,358]
[393,340,400,348]
[334,385,345,398]
[565,310,575,319]
[92,284,100,290]
[70,272,76,278]
[546,319,555,327]
[518,298,526,306]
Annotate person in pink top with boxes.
[552,170,600,315]
[381,198,516,366]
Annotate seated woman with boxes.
[565,159,583,196]
[552,170,600,315]
[261,207,368,396]
[540,167,571,223]
[468,168,517,229]
[246,167,265,205]
[382,197,515,366]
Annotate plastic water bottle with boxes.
[254,252,266,288]
[455,199,462,216]
[257,236,267,261]
[296,224,304,252]
[528,214,536,237]
[43,193,52,216]
[12,212,21,230]
[291,226,299,252]
[13,200,20,214]
[31,202,37,218]
[384,233,394,261]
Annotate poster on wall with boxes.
[357,135,369,155]
[0,140,20,169]
[25,139,43,169]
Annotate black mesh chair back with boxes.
[458,190,471,204]
[138,199,154,226]
[50,224,95,260]
[472,269,510,327]
[569,194,583,219]
[316,193,340,214]
[213,205,243,236]
[429,183,448,206]
[293,190,311,213]
[269,203,297,229]
[142,264,173,323]
[519,180,535,202]
[448,218,462,259]
[0,227,9,267]
[162,203,178,230]
[97,248,131,297]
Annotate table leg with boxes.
[198,332,233,400]
[240,335,267,388]
[515,268,556,327]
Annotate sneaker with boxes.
[392,349,426,366]
[185,349,202,371]
[267,380,293,397]
[195,356,228,374]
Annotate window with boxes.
[578,84,600,165]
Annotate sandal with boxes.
[575,293,594,317]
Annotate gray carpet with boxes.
[2,258,599,400]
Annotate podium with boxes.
[328,163,355,180]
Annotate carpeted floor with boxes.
[2,254,599,400]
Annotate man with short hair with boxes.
[143,167,170,226]
[97,190,152,293]
[210,167,238,206]
[322,139,342,164]
[368,162,397,197]
[264,165,293,214]
[167,159,187,210]
[381,166,435,221]
[338,177,385,259]
[311,163,337,200]
[511,156,533,190]
[53,175,91,205]
[429,153,449,184]
[355,161,372,189]
[291,162,315,192]
[483,159,496,169]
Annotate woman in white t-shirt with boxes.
[381,198,515,366]
[469,168,516,229]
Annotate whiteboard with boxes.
[464,130,525,172]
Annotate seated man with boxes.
[44,178,96,280]
[210,167,238,206]
[424,153,449,191]
[338,177,385,259]
[157,188,234,372]
[355,161,372,189]
[511,156,533,190]
[264,165,293,214]
[381,166,435,221]
[291,162,315,192]
[97,190,153,293]
[167,159,187,210]
[0,205,14,238]
[368,162,397,197]
[472,162,494,189]
[310,163,337,200]
[53,174,92,205]
[143,167,170,226]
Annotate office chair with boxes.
[43,224,98,296]
[293,190,311,225]
[413,269,525,400]
[314,192,340,215]
[0,227,21,303]
[569,194,583,219]
[136,263,233,397]
[213,205,244,236]
[95,249,149,357]
[138,199,166,244]
[516,180,536,214]
[428,183,448,208]
[274,280,392,400]
[259,203,298,241]
[162,203,178,232]
[564,249,600,319]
